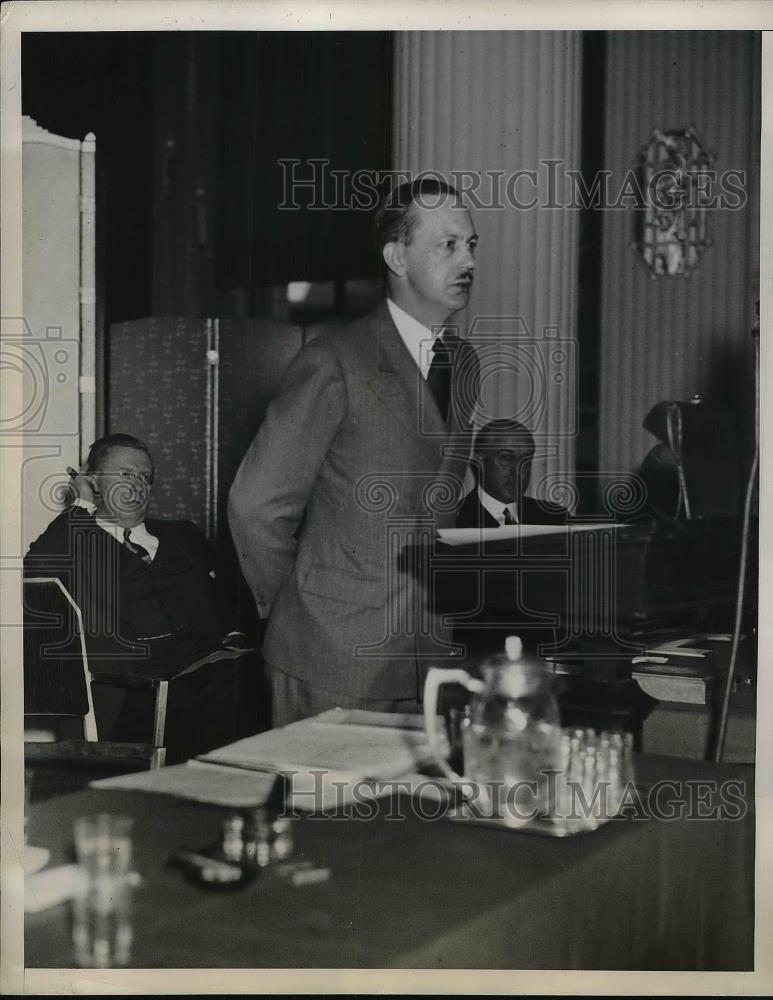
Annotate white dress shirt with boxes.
[387,298,442,379]
[477,485,518,526]
[73,498,159,561]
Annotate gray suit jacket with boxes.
[228,302,478,700]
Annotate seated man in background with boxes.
[456,418,566,527]
[24,433,250,763]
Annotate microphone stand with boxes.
[713,307,759,763]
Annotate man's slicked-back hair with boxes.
[86,433,153,474]
[474,418,536,453]
[374,176,462,253]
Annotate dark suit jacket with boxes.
[456,489,567,528]
[228,301,479,701]
[24,505,224,677]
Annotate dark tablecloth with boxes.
[25,754,754,970]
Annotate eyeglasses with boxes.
[492,450,533,467]
[100,469,154,486]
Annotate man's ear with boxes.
[382,240,407,278]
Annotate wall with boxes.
[21,31,154,326]
[21,117,95,550]
[392,31,582,504]
[598,31,760,477]
[152,32,393,318]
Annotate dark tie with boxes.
[123,526,152,563]
[426,335,452,422]
[502,507,516,525]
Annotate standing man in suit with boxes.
[456,418,566,527]
[25,433,247,761]
[229,178,480,725]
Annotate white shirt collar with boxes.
[386,298,443,379]
[72,497,159,559]
[477,484,518,525]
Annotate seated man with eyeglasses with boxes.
[24,433,250,762]
[456,418,566,528]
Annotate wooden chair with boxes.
[24,578,255,790]
[24,577,165,776]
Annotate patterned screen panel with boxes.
[109,317,209,530]
[216,318,306,538]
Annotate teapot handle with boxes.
[423,667,485,782]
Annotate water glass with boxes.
[236,808,295,868]
[554,727,635,830]
[71,814,135,968]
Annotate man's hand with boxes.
[66,464,98,505]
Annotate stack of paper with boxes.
[91,709,448,810]
[198,707,444,781]
[90,760,280,807]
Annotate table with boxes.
[25,754,754,970]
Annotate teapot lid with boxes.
[481,634,547,680]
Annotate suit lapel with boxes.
[436,334,477,509]
[444,333,477,432]
[365,304,477,522]
[146,519,166,564]
[149,522,192,573]
[367,304,445,464]
[458,491,499,528]
[74,513,126,637]
[479,500,500,528]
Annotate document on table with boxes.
[90,758,420,811]
[90,710,448,810]
[436,522,626,546]
[90,760,280,807]
[197,708,447,781]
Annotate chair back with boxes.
[24,577,97,740]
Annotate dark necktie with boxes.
[502,507,516,525]
[123,526,152,563]
[426,335,452,422]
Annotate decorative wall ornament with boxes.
[634,126,715,278]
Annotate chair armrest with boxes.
[167,646,255,681]
[90,670,161,691]
[25,739,159,763]
[87,649,257,760]
[90,648,255,687]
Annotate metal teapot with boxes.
[423,635,562,827]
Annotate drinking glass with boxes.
[71,814,134,968]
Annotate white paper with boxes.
[311,707,428,730]
[198,712,446,780]
[89,756,403,812]
[90,712,448,811]
[90,760,279,807]
[437,523,626,547]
